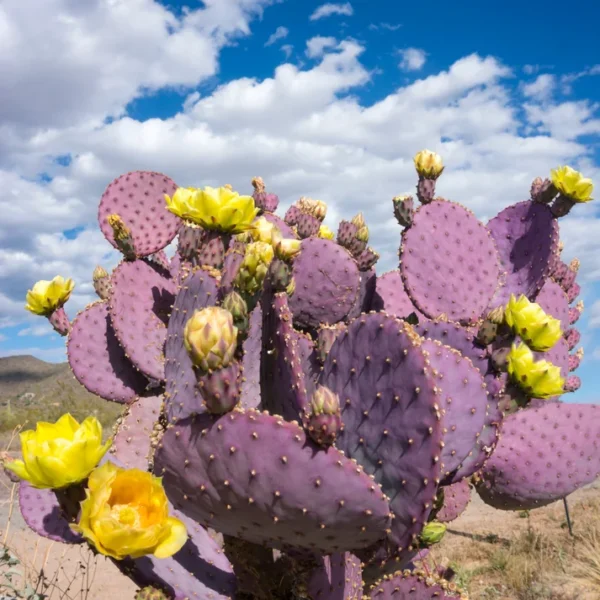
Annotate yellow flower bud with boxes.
[271,230,302,260]
[166,186,259,233]
[414,149,444,179]
[184,307,238,371]
[72,462,187,560]
[355,225,369,243]
[318,224,335,240]
[5,414,111,489]
[550,166,593,203]
[504,294,562,352]
[420,522,447,546]
[235,241,275,296]
[507,343,565,399]
[92,266,109,281]
[310,386,340,416]
[350,213,365,229]
[25,276,75,316]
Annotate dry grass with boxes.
[427,492,600,599]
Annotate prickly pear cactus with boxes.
[14,154,599,599]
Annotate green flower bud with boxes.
[419,521,447,547]
[235,242,274,296]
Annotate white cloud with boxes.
[398,48,427,72]
[561,64,600,94]
[17,324,54,337]
[369,22,401,32]
[309,2,353,21]
[522,74,555,101]
[305,36,337,58]
[281,44,293,59]
[525,100,600,140]
[264,25,288,47]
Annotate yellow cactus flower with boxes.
[350,213,365,229]
[250,216,277,244]
[318,224,335,240]
[184,307,238,371]
[165,186,259,233]
[504,294,562,352]
[414,149,444,179]
[5,414,110,489]
[72,462,187,560]
[25,276,75,316]
[271,230,302,260]
[507,343,565,399]
[550,166,593,203]
[235,241,274,296]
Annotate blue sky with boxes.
[0,0,599,402]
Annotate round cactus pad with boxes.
[117,510,237,600]
[308,552,363,600]
[421,339,489,482]
[366,571,462,599]
[18,482,83,544]
[476,403,600,510]
[67,302,147,402]
[319,313,442,550]
[98,171,181,257]
[111,393,163,470]
[289,237,360,328]
[164,268,219,421]
[110,260,176,381]
[400,200,500,323]
[436,479,472,523]
[154,410,392,554]
[371,270,425,320]
[487,201,558,307]
[534,278,570,330]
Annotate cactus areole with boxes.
[15,159,598,599]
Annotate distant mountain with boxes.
[0,355,122,435]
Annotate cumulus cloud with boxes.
[398,48,427,72]
[265,25,288,46]
[1,0,599,363]
[305,36,338,58]
[522,74,555,101]
[590,300,600,328]
[309,2,353,21]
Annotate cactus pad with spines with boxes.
[365,570,465,599]
[534,279,570,329]
[371,270,425,320]
[476,403,600,510]
[487,201,559,307]
[154,410,392,553]
[308,552,363,600]
[98,171,180,257]
[111,393,164,470]
[320,313,442,550]
[436,480,471,524]
[67,301,148,402]
[289,237,360,328]
[109,259,176,381]
[18,482,83,544]
[400,200,500,324]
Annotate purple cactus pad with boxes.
[111,393,163,470]
[154,409,392,554]
[263,212,298,239]
[401,200,500,324]
[319,313,442,551]
[567,281,581,304]
[564,327,581,351]
[164,268,219,421]
[261,291,310,421]
[476,403,600,510]
[240,305,262,410]
[365,571,461,599]
[436,480,471,523]
[348,269,377,319]
[308,552,363,600]
[487,201,559,308]
[564,375,581,392]
[371,270,426,321]
[98,171,181,257]
[569,306,582,325]
[220,250,244,296]
[67,301,147,403]
[568,352,582,372]
[421,339,489,482]
[18,482,83,544]
[534,279,570,330]
[289,238,360,328]
[109,259,176,381]
[116,510,237,600]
